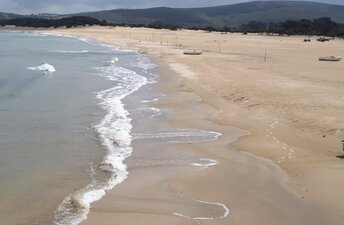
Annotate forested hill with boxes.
[2,1,344,29]
[74,1,344,27]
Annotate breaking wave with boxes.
[27,63,56,73]
[52,55,150,225]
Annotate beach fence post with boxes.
[264,49,267,63]
[217,40,221,53]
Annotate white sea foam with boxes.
[53,57,148,225]
[23,32,48,37]
[110,57,119,63]
[173,200,230,221]
[140,93,166,103]
[131,107,162,119]
[100,43,120,50]
[102,58,119,67]
[55,49,115,54]
[133,56,157,71]
[133,129,222,143]
[44,33,75,38]
[132,56,158,84]
[141,98,159,103]
[77,37,120,51]
[55,50,89,54]
[27,63,56,73]
[149,107,162,117]
[190,158,218,168]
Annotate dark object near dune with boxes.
[319,56,342,61]
[184,49,203,55]
[317,37,331,42]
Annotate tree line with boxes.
[0,16,343,37]
[238,17,344,37]
[109,17,344,37]
[0,16,107,28]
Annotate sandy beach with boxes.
[44,26,344,225]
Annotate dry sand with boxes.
[44,27,344,225]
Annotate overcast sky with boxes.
[1,0,343,14]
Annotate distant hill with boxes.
[2,1,344,28]
[74,1,344,27]
[0,12,23,20]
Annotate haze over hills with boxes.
[73,1,344,27]
[2,1,344,28]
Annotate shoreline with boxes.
[35,26,344,224]
[81,59,332,225]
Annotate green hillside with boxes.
[2,1,344,28]
[75,1,344,27]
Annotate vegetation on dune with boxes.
[1,15,343,38]
[0,16,107,28]
[109,17,344,37]
[239,17,344,36]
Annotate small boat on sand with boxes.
[319,56,342,62]
[184,49,203,55]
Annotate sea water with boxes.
[0,31,155,225]
[0,31,226,225]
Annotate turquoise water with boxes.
[0,31,157,225]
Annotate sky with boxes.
[1,0,344,14]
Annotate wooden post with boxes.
[217,41,221,53]
[264,49,267,63]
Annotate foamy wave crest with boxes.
[55,50,89,54]
[77,37,120,51]
[110,57,119,63]
[105,57,119,65]
[133,56,157,71]
[53,62,147,225]
[133,129,222,143]
[133,56,158,84]
[27,63,56,73]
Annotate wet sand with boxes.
[43,27,344,225]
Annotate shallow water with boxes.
[0,31,225,225]
[0,31,157,224]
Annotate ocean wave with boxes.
[77,37,120,51]
[133,55,157,71]
[133,129,222,143]
[27,63,56,73]
[132,56,158,84]
[110,57,119,63]
[53,49,116,54]
[53,60,148,225]
[55,50,89,54]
